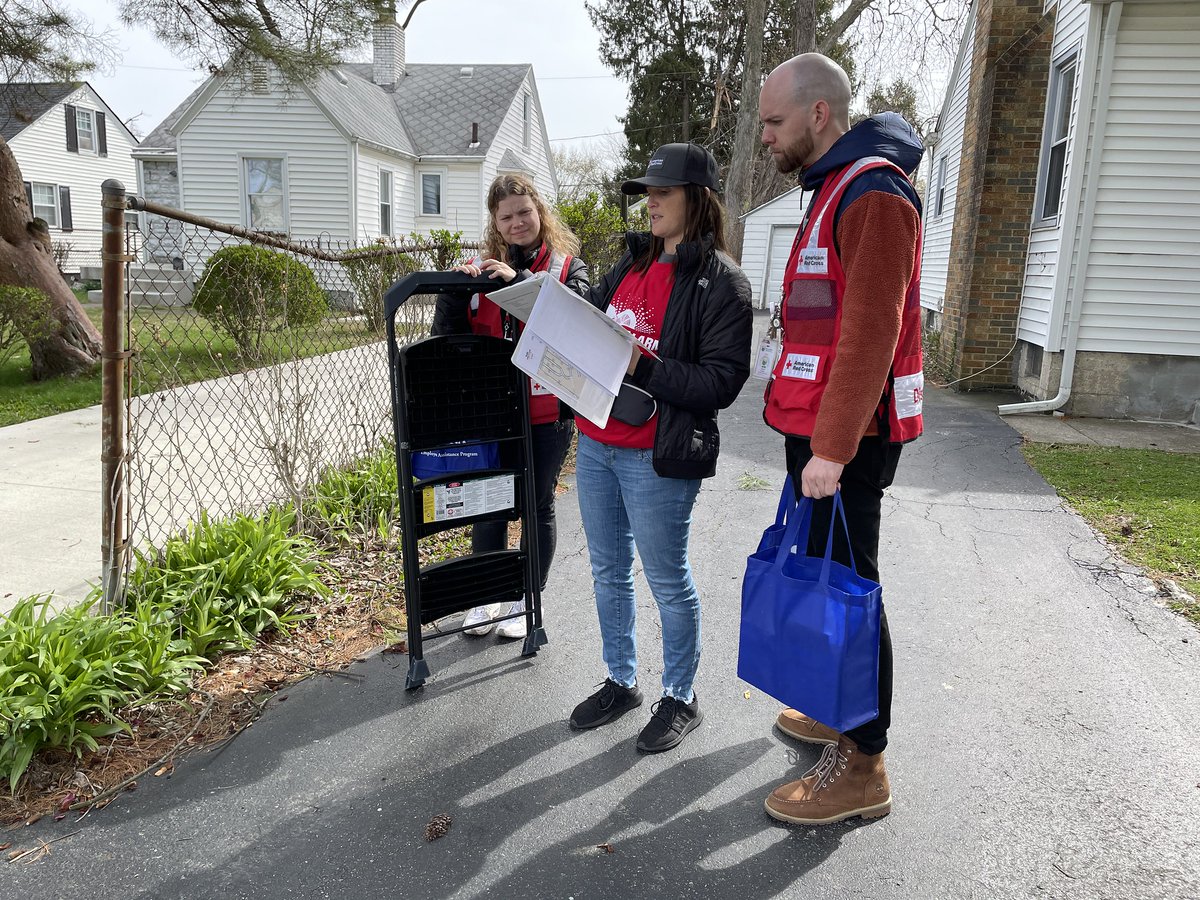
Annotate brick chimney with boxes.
[373,4,405,89]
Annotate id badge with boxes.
[752,334,782,380]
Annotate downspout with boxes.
[999,0,1124,415]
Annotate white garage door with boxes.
[761,224,799,311]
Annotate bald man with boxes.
[756,53,925,825]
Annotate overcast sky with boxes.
[70,0,631,150]
[68,0,959,156]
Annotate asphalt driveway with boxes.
[3,382,1198,900]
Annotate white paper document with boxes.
[485,275,544,323]
[513,331,617,427]
[508,275,645,427]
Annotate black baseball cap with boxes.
[621,143,721,195]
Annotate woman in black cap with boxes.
[568,142,752,752]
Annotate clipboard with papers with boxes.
[489,273,649,428]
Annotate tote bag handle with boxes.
[818,490,859,585]
[772,473,795,528]
[771,484,813,574]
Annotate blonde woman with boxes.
[431,173,589,639]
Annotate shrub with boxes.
[192,245,328,355]
[554,193,627,277]
[341,244,420,333]
[0,285,57,367]
[422,228,466,271]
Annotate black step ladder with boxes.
[384,272,548,690]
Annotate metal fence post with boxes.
[101,179,129,612]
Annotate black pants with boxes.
[785,435,902,756]
[473,418,575,591]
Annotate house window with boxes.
[380,169,393,236]
[932,155,948,219]
[243,156,287,232]
[522,93,532,149]
[31,183,59,227]
[420,172,442,216]
[1036,53,1078,223]
[76,109,95,153]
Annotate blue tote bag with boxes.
[737,479,883,733]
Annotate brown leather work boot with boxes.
[775,709,841,745]
[764,735,892,825]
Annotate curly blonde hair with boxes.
[481,173,581,261]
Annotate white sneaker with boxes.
[462,603,503,636]
[495,600,529,640]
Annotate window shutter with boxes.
[65,104,79,152]
[23,181,33,210]
[59,187,74,232]
[96,111,108,157]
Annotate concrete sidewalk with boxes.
[3,382,1198,899]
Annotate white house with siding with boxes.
[2,82,139,275]
[922,0,1200,423]
[133,19,557,264]
[739,186,811,310]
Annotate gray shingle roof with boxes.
[497,148,531,172]
[0,83,76,141]
[139,63,532,159]
[387,63,530,157]
[138,79,208,151]
[309,66,414,155]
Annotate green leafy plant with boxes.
[0,593,205,789]
[0,286,58,367]
[554,193,627,277]
[192,245,328,356]
[127,507,327,659]
[304,446,399,544]
[421,229,465,271]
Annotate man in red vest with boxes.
[758,52,925,824]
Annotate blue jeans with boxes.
[575,433,702,702]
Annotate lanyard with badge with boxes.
[752,196,819,381]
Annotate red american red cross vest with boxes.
[764,156,924,444]
[468,244,572,425]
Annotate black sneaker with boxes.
[636,694,703,753]
[569,679,644,730]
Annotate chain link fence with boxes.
[105,193,477,594]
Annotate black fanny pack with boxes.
[610,381,657,426]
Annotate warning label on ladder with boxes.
[422,474,515,524]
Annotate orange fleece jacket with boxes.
[810,190,920,464]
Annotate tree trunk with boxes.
[794,0,818,53]
[0,137,102,379]
[723,0,767,260]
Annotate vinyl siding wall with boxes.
[178,70,352,242]
[483,72,557,204]
[411,162,484,242]
[1017,0,1091,345]
[1071,1,1200,357]
[9,85,138,269]
[920,4,976,314]
[355,146,416,244]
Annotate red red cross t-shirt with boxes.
[576,258,675,448]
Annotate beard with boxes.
[773,129,815,174]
